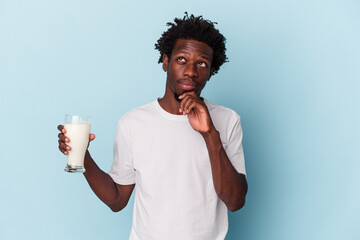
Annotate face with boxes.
[163,39,214,99]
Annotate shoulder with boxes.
[204,99,243,145]
[117,100,158,126]
[204,99,240,122]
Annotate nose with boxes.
[184,63,198,78]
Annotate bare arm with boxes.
[179,93,248,212]
[57,125,134,212]
[82,150,135,212]
[201,130,247,212]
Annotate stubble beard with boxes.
[174,92,181,103]
[173,88,204,102]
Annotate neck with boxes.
[158,91,182,115]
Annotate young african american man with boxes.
[58,13,248,240]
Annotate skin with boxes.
[58,38,247,212]
[58,128,134,212]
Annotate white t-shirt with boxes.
[109,99,246,240]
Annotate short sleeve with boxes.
[225,116,246,176]
[108,119,136,185]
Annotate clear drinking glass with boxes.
[64,115,91,173]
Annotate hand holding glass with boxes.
[64,115,91,173]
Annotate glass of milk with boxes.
[64,115,91,173]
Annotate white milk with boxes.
[64,123,91,167]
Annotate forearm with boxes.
[202,129,248,212]
[83,150,122,209]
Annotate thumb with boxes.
[89,133,96,142]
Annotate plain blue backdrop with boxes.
[1,0,359,239]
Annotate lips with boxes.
[178,79,197,91]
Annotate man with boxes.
[58,13,247,240]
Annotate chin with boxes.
[174,93,181,102]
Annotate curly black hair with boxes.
[155,13,228,75]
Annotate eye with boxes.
[177,57,186,63]
[198,61,207,68]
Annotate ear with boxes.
[162,54,169,72]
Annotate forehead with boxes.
[172,39,213,61]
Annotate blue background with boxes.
[1,0,359,239]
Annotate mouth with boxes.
[177,79,197,91]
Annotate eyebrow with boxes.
[199,55,211,61]
[176,51,211,61]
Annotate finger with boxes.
[183,97,195,114]
[185,102,200,114]
[179,92,200,113]
[89,134,96,141]
[58,139,71,151]
[58,144,66,154]
[179,91,197,100]
[57,125,66,134]
[180,95,195,114]
[58,132,69,142]
[58,141,70,155]
[182,96,199,114]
